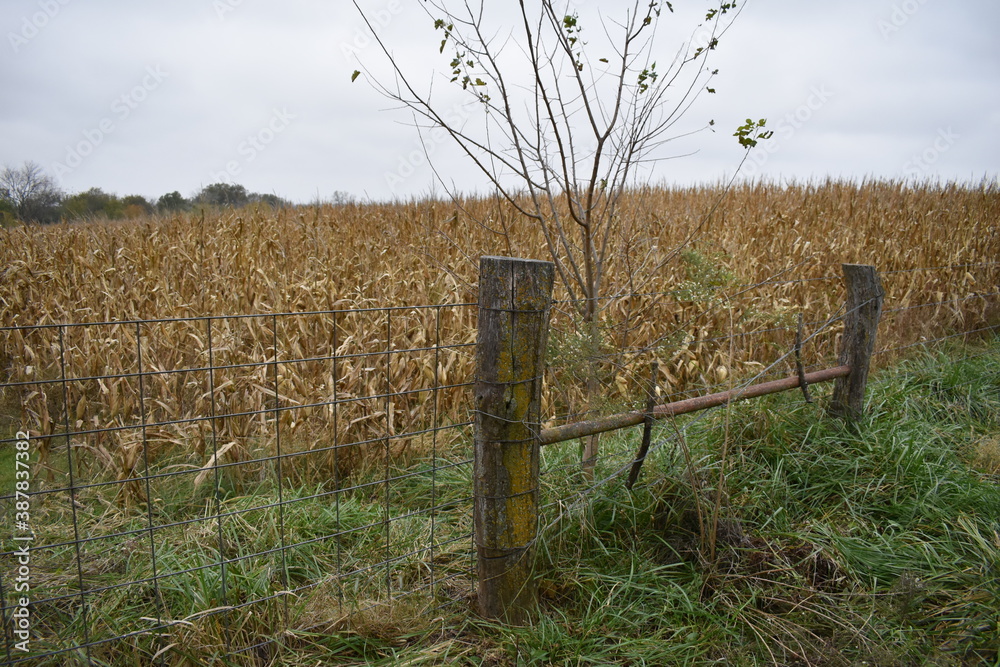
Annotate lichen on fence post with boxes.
[831,263,885,421]
[474,256,554,624]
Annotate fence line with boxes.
[543,258,997,432]
[543,279,834,424]
[0,258,996,662]
[534,295,998,563]
[0,302,478,665]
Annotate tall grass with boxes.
[100,336,996,666]
[463,337,1000,666]
[1,444,476,665]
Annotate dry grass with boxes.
[1,179,997,482]
[969,436,1000,474]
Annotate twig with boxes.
[796,313,813,404]
[626,361,658,489]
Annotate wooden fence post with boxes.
[831,264,884,421]
[474,256,554,624]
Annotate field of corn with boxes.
[1,179,998,483]
[0,179,999,664]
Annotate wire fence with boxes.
[1,258,997,664]
[544,258,999,426]
[0,303,477,665]
[535,257,999,548]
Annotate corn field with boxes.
[1,179,998,485]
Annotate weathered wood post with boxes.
[474,256,554,624]
[831,264,884,421]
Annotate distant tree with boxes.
[0,161,63,223]
[330,190,355,206]
[196,182,249,208]
[309,190,355,207]
[63,188,123,220]
[0,198,17,227]
[122,194,154,218]
[157,191,189,213]
[248,192,289,209]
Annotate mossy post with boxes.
[831,264,884,421]
[474,256,554,624]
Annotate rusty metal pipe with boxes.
[539,365,851,446]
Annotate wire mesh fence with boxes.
[1,257,997,663]
[0,303,477,665]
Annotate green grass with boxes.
[2,443,476,666]
[461,339,1000,666]
[4,339,1000,665]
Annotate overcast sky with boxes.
[1,1,997,204]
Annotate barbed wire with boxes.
[543,305,840,431]
[882,291,1000,316]
[529,294,864,541]
[541,263,996,435]
[536,307,997,543]
[874,324,1000,358]
[880,261,1000,276]
[539,359,835,450]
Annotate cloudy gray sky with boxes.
[1,1,997,204]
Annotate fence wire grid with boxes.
[0,303,477,665]
[1,257,998,664]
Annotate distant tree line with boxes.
[0,161,291,225]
